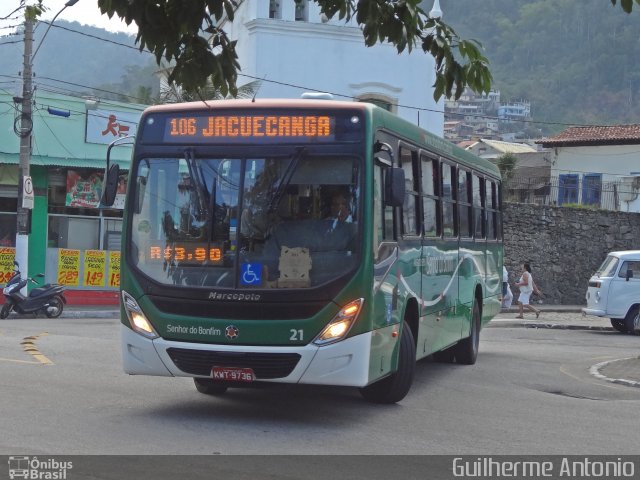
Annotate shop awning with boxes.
[0,152,130,170]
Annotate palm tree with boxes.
[160,76,262,104]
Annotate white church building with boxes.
[220,0,443,136]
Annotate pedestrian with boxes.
[502,265,509,297]
[502,265,514,309]
[514,262,540,319]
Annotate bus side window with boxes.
[486,180,496,239]
[473,174,485,239]
[400,147,419,236]
[458,169,472,238]
[442,163,456,237]
[420,155,440,237]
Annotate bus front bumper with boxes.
[121,324,373,387]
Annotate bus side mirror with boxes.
[385,167,405,207]
[101,163,120,207]
[626,268,633,281]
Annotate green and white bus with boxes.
[103,98,503,404]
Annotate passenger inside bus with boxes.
[260,186,357,287]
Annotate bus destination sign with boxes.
[163,114,334,143]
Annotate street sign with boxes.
[22,176,34,209]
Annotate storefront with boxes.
[0,91,145,304]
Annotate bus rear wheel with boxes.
[454,301,481,365]
[193,378,228,395]
[359,321,415,404]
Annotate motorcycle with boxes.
[1,261,66,319]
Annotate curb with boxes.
[523,323,613,331]
[3,310,120,320]
[489,320,613,331]
[589,357,640,388]
[63,311,120,319]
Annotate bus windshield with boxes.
[130,152,360,289]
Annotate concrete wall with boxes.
[503,202,640,305]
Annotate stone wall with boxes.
[503,203,640,305]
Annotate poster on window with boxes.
[57,249,80,286]
[65,171,126,209]
[66,170,103,208]
[86,109,140,145]
[83,250,106,287]
[108,251,121,288]
[0,247,15,285]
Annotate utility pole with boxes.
[14,1,78,292]
[15,16,34,290]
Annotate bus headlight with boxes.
[313,298,363,346]
[122,291,159,339]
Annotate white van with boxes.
[583,250,640,334]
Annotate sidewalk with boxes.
[493,304,609,330]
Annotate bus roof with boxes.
[143,99,500,179]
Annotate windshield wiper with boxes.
[267,147,306,213]
[184,148,210,221]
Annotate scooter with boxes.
[1,261,66,319]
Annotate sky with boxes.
[1,0,138,34]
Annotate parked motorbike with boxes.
[1,261,66,319]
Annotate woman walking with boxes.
[515,262,540,319]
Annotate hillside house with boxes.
[537,125,640,212]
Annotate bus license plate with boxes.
[212,367,255,382]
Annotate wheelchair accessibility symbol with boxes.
[241,263,262,286]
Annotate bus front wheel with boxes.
[359,321,416,404]
[193,378,228,395]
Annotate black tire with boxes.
[0,303,11,319]
[194,378,228,395]
[623,306,640,336]
[45,296,64,318]
[360,321,416,404]
[610,318,628,333]
[454,300,481,365]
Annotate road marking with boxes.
[559,365,627,391]
[0,356,41,365]
[20,333,54,365]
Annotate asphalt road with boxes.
[0,314,638,456]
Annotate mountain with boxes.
[442,0,640,133]
[1,20,159,103]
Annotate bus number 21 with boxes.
[289,329,303,341]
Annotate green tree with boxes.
[160,78,262,103]
[497,152,517,182]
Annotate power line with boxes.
[33,107,77,158]
[37,76,150,103]
[43,21,153,54]
[0,5,24,21]
[1,19,621,130]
